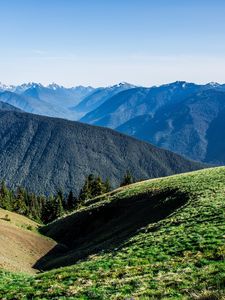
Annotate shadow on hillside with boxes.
[34,188,189,271]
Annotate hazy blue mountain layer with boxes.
[118,89,225,164]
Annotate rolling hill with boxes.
[0,110,204,195]
[0,166,224,299]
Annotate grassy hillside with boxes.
[0,208,56,274]
[0,208,39,230]
[37,186,190,270]
[0,167,225,299]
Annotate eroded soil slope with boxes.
[0,209,56,274]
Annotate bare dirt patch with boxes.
[0,209,56,274]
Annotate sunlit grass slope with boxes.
[0,208,56,274]
[0,167,225,299]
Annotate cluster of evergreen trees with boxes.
[79,174,111,201]
[0,172,134,224]
[0,181,69,224]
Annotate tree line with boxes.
[0,172,133,224]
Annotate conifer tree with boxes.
[91,176,104,197]
[104,178,111,193]
[13,187,27,215]
[0,180,8,198]
[67,190,77,210]
[54,194,64,219]
[57,189,66,209]
[0,173,111,224]
[0,181,12,210]
[120,171,134,187]
[79,178,91,202]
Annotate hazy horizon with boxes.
[1,79,224,89]
[1,0,225,86]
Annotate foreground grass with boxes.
[0,167,225,299]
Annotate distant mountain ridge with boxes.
[0,100,22,112]
[78,81,225,165]
[80,81,223,128]
[117,89,225,164]
[2,80,225,165]
[0,82,95,120]
[0,82,94,95]
[0,82,136,120]
[73,82,136,116]
[0,91,72,119]
[0,110,204,195]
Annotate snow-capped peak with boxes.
[47,83,64,90]
[108,82,135,89]
[0,82,16,91]
[207,82,220,88]
[29,82,43,88]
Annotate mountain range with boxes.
[0,82,135,120]
[1,81,225,165]
[0,83,94,120]
[80,81,202,127]
[118,89,225,164]
[0,108,204,195]
[80,81,225,164]
[73,82,136,116]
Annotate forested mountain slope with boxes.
[0,110,204,195]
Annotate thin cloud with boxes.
[32,49,47,55]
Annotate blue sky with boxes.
[1,0,225,87]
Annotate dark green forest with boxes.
[0,173,132,224]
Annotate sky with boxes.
[0,0,225,87]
